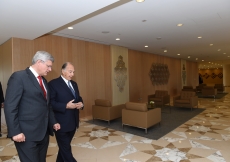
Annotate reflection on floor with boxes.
[0,92,230,162]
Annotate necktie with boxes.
[68,81,76,98]
[37,76,47,99]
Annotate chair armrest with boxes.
[162,95,170,104]
[190,96,198,106]
[110,104,125,119]
[148,94,156,102]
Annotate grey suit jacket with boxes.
[4,68,57,141]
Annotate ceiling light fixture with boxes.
[164,50,167,52]
[136,0,145,2]
[218,49,221,51]
[223,53,226,54]
[198,36,202,39]
[116,38,120,40]
[145,45,148,47]
[202,60,204,61]
[210,44,213,46]
[188,56,190,58]
[177,54,180,55]
[68,27,73,29]
[177,24,183,26]
[196,58,198,60]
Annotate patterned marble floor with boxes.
[0,91,230,162]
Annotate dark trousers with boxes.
[55,129,76,162]
[14,132,49,162]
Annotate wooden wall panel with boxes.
[0,39,12,94]
[12,35,112,118]
[10,35,198,117]
[186,61,199,88]
[12,38,34,71]
[129,49,198,102]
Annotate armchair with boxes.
[182,86,195,92]
[196,84,206,92]
[148,90,170,107]
[122,102,161,133]
[173,91,198,110]
[92,99,125,125]
[214,84,225,93]
[201,86,217,98]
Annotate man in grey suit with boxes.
[4,51,61,162]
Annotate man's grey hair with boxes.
[32,51,54,64]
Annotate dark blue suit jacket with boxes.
[48,76,83,132]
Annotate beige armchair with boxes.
[182,86,195,92]
[173,91,198,110]
[148,90,170,107]
[196,84,206,92]
[201,86,217,98]
[122,102,161,133]
[214,84,225,93]
[92,99,125,125]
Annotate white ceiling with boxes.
[1,0,230,69]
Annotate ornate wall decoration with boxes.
[149,63,170,86]
[114,55,127,92]
[181,60,187,86]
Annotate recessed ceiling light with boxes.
[198,36,202,39]
[68,27,73,29]
[202,60,204,61]
[228,56,230,57]
[177,54,180,55]
[142,20,147,22]
[145,45,148,47]
[116,38,120,40]
[209,62,211,63]
[188,56,190,58]
[210,44,213,46]
[196,58,198,60]
[136,0,145,2]
[164,50,167,52]
[102,31,110,34]
[218,49,221,51]
[177,24,183,26]
[156,37,162,40]
[223,53,226,54]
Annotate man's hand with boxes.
[12,133,25,142]
[53,123,61,131]
[76,102,83,109]
[66,99,77,109]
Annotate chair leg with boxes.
[145,128,147,134]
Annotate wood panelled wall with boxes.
[4,35,198,118]
[12,35,112,118]
[199,69,223,85]
[0,39,13,93]
[128,49,198,102]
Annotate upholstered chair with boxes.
[214,84,225,93]
[182,86,195,92]
[196,84,207,92]
[92,99,125,125]
[173,91,198,110]
[122,102,161,133]
[148,90,170,108]
[201,86,217,98]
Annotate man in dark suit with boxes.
[0,81,4,137]
[4,51,61,162]
[49,62,84,162]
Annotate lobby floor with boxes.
[0,91,230,162]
